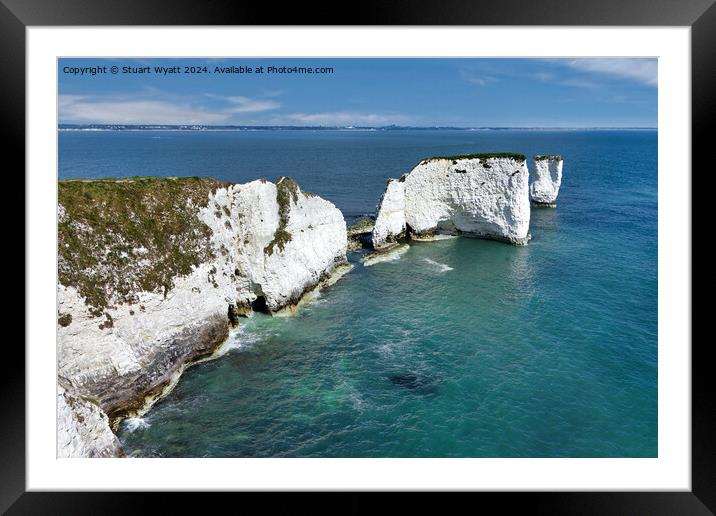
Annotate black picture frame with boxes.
[4,0,709,512]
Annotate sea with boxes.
[59,129,658,457]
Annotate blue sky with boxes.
[58,58,657,127]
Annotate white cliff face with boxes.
[57,384,124,458]
[372,155,531,248]
[198,178,347,312]
[57,177,347,457]
[529,156,563,206]
[371,179,406,249]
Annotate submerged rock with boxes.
[388,373,438,395]
[57,176,348,457]
[371,153,531,249]
[362,243,410,267]
[530,155,563,207]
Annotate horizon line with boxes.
[58,124,658,130]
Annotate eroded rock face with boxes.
[199,177,348,312]
[57,383,124,458]
[530,156,563,207]
[372,155,531,248]
[346,216,375,251]
[57,176,347,457]
[372,179,407,249]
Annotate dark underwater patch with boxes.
[388,373,438,395]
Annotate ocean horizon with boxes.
[59,124,658,131]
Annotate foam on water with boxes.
[205,324,266,360]
[423,258,454,273]
[121,417,151,433]
[226,324,265,351]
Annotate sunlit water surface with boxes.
[60,129,657,457]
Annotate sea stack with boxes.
[371,153,531,249]
[529,155,563,207]
[57,176,348,457]
[371,179,407,249]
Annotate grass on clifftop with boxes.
[535,155,563,161]
[421,152,526,164]
[264,176,300,256]
[347,216,375,236]
[58,176,230,316]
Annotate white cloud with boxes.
[563,58,657,86]
[464,75,498,86]
[270,111,411,126]
[560,78,601,90]
[224,96,281,113]
[60,92,411,127]
[459,68,499,87]
[59,94,230,124]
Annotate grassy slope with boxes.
[58,176,230,317]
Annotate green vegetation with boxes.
[58,176,231,316]
[79,395,101,406]
[57,313,72,327]
[264,176,300,256]
[98,312,114,330]
[421,152,526,164]
[347,216,375,237]
[535,155,563,161]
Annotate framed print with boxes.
[5,0,711,512]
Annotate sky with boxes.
[58,58,657,128]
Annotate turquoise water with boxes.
[60,129,657,457]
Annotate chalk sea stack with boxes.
[530,155,563,207]
[371,153,531,249]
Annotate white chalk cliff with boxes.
[372,179,407,249]
[372,154,531,248]
[57,383,124,458]
[529,156,563,207]
[57,176,347,457]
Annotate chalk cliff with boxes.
[57,382,124,458]
[372,179,407,249]
[372,154,531,248]
[529,156,563,207]
[57,176,347,457]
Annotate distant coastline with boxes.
[58,124,658,132]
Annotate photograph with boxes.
[5,5,707,507]
[56,57,658,459]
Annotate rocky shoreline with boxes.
[57,154,564,457]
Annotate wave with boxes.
[121,417,151,433]
[225,325,263,351]
[423,258,454,272]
